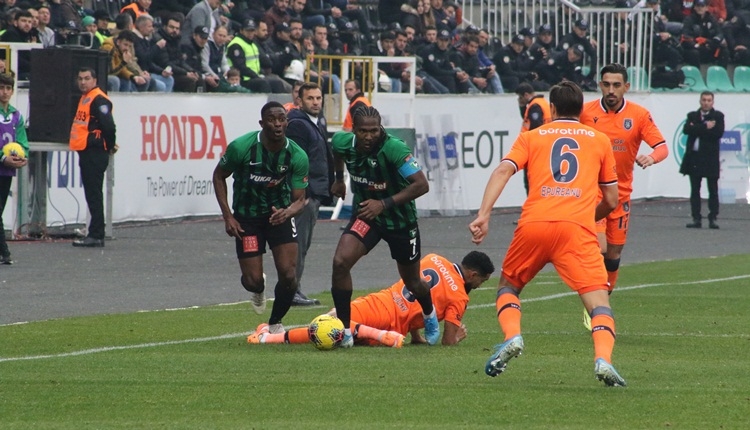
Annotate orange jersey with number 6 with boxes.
[504,119,618,234]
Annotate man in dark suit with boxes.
[680,91,725,229]
[285,82,333,306]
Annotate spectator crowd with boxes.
[0,0,749,93]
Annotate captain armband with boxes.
[382,196,395,210]
[335,171,344,181]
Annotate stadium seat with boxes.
[627,66,649,91]
[706,66,735,92]
[680,66,708,92]
[732,66,750,92]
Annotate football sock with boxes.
[496,288,522,340]
[607,271,619,293]
[331,288,353,328]
[356,324,390,344]
[415,290,435,316]
[259,327,308,344]
[591,310,616,363]
[287,327,310,344]
[268,282,296,325]
[603,258,621,293]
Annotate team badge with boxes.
[503,56,510,63]
[562,42,569,50]
[368,159,377,167]
[278,165,288,173]
[428,54,434,61]
[99,105,109,115]
[624,119,632,130]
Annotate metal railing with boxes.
[460,0,655,90]
[304,54,417,126]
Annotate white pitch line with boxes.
[0,333,250,363]
[468,274,750,309]
[2,274,749,363]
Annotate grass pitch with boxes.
[2,254,749,429]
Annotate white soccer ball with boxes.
[308,314,345,351]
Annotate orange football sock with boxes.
[355,324,386,341]
[591,314,616,363]
[262,332,285,344]
[496,292,521,340]
[286,327,310,344]
[607,270,619,293]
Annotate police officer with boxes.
[265,22,302,78]
[227,19,274,93]
[557,19,597,79]
[494,34,546,93]
[535,44,585,86]
[422,29,470,93]
[69,68,118,248]
[529,24,556,69]
[681,0,729,67]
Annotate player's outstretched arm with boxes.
[441,322,467,345]
[470,161,515,244]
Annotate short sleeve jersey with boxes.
[358,254,470,335]
[219,130,309,218]
[580,98,665,202]
[331,131,422,230]
[505,119,618,234]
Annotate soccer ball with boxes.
[308,314,345,351]
[2,142,25,158]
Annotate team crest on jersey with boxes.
[409,228,417,238]
[624,119,633,130]
[368,158,377,167]
[278,165,288,173]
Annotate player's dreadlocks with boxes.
[352,105,381,127]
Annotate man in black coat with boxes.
[285,82,333,306]
[680,91,725,229]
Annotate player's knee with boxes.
[604,258,620,273]
[241,274,264,292]
[277,269,297,288]
[331,254,351,275]
[590,306,614,318]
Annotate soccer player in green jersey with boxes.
[329,105,441,347]
[213,101,310,333]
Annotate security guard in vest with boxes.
[342,79,370,131]
[69,67,118,248]
[121,0,150,21]
[515,82,551,195]
[227,19,273,93]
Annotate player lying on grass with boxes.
[247,252,495,347]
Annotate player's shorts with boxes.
[343,217,421,265]
[502,221,608,295]
[234,215,297,259]
[595,200,630,246]
[351,295,397,332]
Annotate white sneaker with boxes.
[268,323,285,334]
[340,331,354,348]
[249,273,267,315]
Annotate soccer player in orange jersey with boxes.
[579,63,669,302]
[470,81,627,386]
[247,252,495,347]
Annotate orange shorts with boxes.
[502,222,608,295]
[351,295,401,333]
[595,200,630,246]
